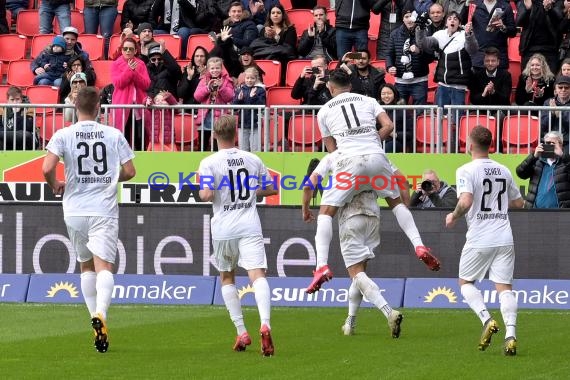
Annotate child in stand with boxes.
[194,57,234,150]
[143,90,179,151]
[31,35,68,86]
[233,67,266,151]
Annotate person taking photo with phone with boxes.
[516,131,570,208]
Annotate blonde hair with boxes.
[214,114,236,142]
[207,56,223,69]
[243,67,260,80]
[522,53,555,81]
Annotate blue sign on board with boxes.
[0,274,30,302]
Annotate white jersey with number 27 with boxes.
[46,120,134,218]
[456,158,521,248]
[317,92,385,157]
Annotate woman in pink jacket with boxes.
[111,37,151,150]
[194,57,234,150]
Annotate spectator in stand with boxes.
[83,0,118,59]
[235,46,266,85]
[339,49,386,99]
[233,67,266,152]
[378,83,414,152]
[291,55,332,105]
[517,0,564,74]
[178,46,209,105]
[516,131,570,208]
[143,90,178,150]
[373,0,406,59]
[194,56,234,150]
[387,8,431,105]
[63,72,88,122]
[427,3,446,35]
[222,2,258,52]
[250,4,297,84]
[298,5,338,62]
[541,76,570,151]
[58,54,97,103]
[145,41,181,96]
[336,0,381,59]
[6,0,28,24]
[242,0,280,31]
[559,58,570,76]
[0,0,9,35]
[39,0,71,34]
[514,53,555,107]
[111,37,151,150]
[417,12,479,128]
[136,23,158,62]
[61,27,92,63]
[121,0,155,32]
[439,0,467,15]
[559,0,570,66]
[469,47,512,106]
[462,0,516,70]
[0,86,37,151]
[31,36,69,87]
[410,169,458,208]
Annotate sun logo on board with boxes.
[237,284,255,299]
[424,286,458,303]
[46,281,80,298]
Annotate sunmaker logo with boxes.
[46,281,79,298]
[424,286,458,303]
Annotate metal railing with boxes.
[1,103,569,153]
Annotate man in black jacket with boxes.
[516,131,570,208]
[291,55,332,105]
[410,169,458,208]
[0,86,37,150]
[146,42,182,96]
[298,5,337,62]
[339,49,386,99]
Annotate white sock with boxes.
[80,271,97,317]
[221,284,246,335]
[499,290,517,338]
[315,215,333,268]
[95,270,114,320]
[354,272,391,318]
[253,277,271,329]
[348,279,363,317]
[461,283,491,324]
[392,203,423,248]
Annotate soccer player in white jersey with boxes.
[303,69,441,294]
[445,126,524,356]
[198,115,278,356]
[42,87,136,353]
[302,152,408,338]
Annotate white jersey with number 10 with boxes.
[456,158,522,248]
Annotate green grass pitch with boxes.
[0,304,567,380]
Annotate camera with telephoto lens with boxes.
[421,180,434,192]
[414,12,432,29]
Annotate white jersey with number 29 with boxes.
[199,148,268,240]
[46,120,134,218]
[456,158,521,248]
[317,92,385,157]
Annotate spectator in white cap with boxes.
[39,0,72,34]
[64,72,88,122]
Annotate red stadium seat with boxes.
[78,34,105,61]
[285,60,311,87]
[368,12,381,40]
[508,35,520,63]
[7,60,35,88]
[174,113,200,150]
[75,0,84,11]
[31,34,56,59]
[154,34,182,59]
[38,113,71,145]
[255,60,281,88]
[326,9,335,26]
[90,60,113,89]
[502,114,540,154]
[186,34,215,59]
[0,85,10,101]
[16,10,41,37]
[458,114,497,153]
[26,85,60,106]
[416,114,449,153]
[281,0,293,10]
[261,114,286,151]
[288,114,322,152]
[287,9,314,37]
[0,35,27,62]
[266,86,300,106]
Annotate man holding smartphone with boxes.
[291,55,332,105]
[515,131,570,208]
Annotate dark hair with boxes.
[356,48,371,60]
[67,54,87,70]
[191,46,210,68]
[75,87,100,117]
[264,4,292,29]
[229,1,243,10]
[378,83,400,105]
[469,126,492,150]
[328,69,351,88]
[6,86,23,100]
[313,5,327,14]
[484,47,500,59]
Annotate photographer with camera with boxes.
[410,169,458,208]
[515,131,570,208]
[291,55,332,105]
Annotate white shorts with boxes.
[339,215,379,268]
[321,153,399,207]
[64,216,119,264]
[458,245,515,284]
[212,235,267,272]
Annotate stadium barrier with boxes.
[1,273,568,309]
[1,103,569,153]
